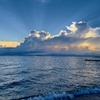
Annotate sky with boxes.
[0,0,100,54]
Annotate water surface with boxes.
[0,56,100,100]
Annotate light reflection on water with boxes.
[0,56,100,99]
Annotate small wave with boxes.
[17,92,74,100]
[16,87,100,100]
[73,87,100,96]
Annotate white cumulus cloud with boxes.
[17,21,100,54]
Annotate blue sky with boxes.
[0,0,100,42]
[0,0,100,54]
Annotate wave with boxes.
[16,87,100,100]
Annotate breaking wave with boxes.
[17,87,100,100]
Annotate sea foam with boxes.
[21,87,100,100]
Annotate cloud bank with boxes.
[0,41,20,47]
[16,21,100,54]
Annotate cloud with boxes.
[29,30,51,40]
[0,21,99,55]
[16,21,100,54]
[66,21,100,38]
[0,21,98,55]
[0,41,20,47]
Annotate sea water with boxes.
[0,56,100,100]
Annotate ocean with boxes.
[0,56,100,100]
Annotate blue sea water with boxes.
[0,56,100,100]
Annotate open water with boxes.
[0,56,100,100]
